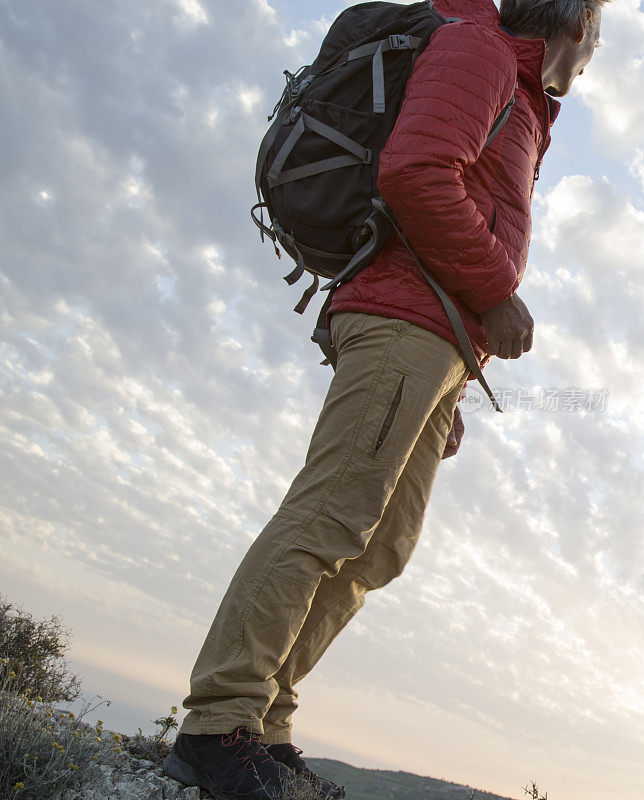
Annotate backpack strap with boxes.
[320,212,392,292]
[372,199,502,413]
[484,84,517,149]
[294,274,320,314]
[311,289,338,368]
[346,35,423,114]
[267,111,372,189]
[279,235,322,315]
[345,34,423,63]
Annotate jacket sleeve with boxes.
[377,21,519,314]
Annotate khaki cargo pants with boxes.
[179,311,469,742]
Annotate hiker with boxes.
[163,0,606,798]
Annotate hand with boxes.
[480,292,534,359]
[442,405,464,459]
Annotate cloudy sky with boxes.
[1,0,644,798]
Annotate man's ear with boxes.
[574,8,593,43]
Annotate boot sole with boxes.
[163,749,203,787]
[163,749,265,799]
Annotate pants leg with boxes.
[258,378,464,744]
[179,312,468,736]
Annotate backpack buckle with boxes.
[286,105,302,124]
[388,34,413,50]
[292,75,314,100]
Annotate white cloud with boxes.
[1,1,644,798]
[173,0,209,26]
[573,0,644,152]
[629,147,644,191]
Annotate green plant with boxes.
[524,780,548,800]
[464,780,549,800]
[0,595,82,704]
[119,705,179,766]
[0,657,116,800]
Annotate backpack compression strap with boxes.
[371,199,503,413]
[346,34,423,114]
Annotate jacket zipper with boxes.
[489,206,497,234]
[533,93,551,184]
[373,376,405,456]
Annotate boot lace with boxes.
[221,727,274,772]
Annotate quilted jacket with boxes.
[328,0,562,375]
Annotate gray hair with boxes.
[499,0,612,41]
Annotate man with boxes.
[163,1,607,798]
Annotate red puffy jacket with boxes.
[328,0,561,376]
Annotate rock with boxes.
[43,713,204,800]
[132,758,157,770]
[162,783,182,800]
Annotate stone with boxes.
[42,714,208,800]
[161,783,182,800]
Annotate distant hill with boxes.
[306,758,518,800]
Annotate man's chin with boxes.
[545,85,564,97]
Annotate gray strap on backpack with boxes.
[266,111,372,189]
[372,41,386,113]
[347,35,423,114]
[371,199,502,413]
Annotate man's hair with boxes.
[499,0,612,42]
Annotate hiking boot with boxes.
[163,727,294,799]
[265,743,346,799]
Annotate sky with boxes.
[1,0,644,798]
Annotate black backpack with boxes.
[252,0,516,411]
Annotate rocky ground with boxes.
[47,708,207,800]
[48,710,317,800]
[54,751,203,800]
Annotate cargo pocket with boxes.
[372,376,405,457]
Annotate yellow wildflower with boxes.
[13,782,25,791]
